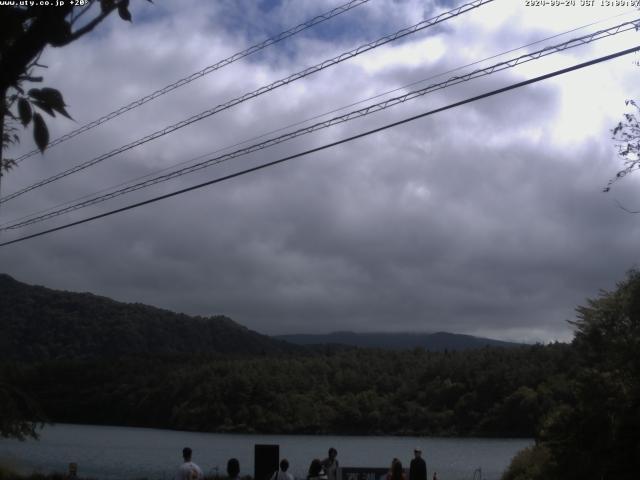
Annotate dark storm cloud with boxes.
[1,0,639,343]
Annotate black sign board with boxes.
[254,444,279,480]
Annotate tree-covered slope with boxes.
[0,274,295,361]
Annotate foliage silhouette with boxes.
[0,0,148,173]
[503,269,640,480]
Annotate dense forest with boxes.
[1,343,573,437]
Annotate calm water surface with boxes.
[0,424,531,480]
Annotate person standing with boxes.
[409,448,427,480]
[307,459,328,480]
[385,459,400,480]
[175,447,204,480]
[271,459,294,480]
[389,459,405,480]
[67,463,78,480]
[227,458,241,480]
[321,448,339,480]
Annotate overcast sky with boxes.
[1,0,639,342]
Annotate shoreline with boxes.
[27,422,533,441]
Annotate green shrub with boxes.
[501,444,552,480]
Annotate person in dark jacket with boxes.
[409,448,427,480]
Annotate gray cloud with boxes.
[2,0,639,344]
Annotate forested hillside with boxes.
[0,274,295,360]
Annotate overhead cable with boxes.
[3,17,638,231]
[13,0,372,163]
[0,0,494,205]
[1,44,638,248]
[2,9,630,230]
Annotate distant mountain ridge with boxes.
[0,273,522,362]
[275,330,523,351]
[0,273,295,361]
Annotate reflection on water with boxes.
[0,424,531,480]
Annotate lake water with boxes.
[0,424,531,480]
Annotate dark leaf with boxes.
[613,123,623,136]
[100,0,115,13]
[18,98,32,126]
[47,19,71,47]
[29,87,57,105]
[1,159,17,172]
[33,113,49,153]
[32,100,56,117]
[29,88,72,119]
[118,3,132,22]
[56,106,73,120]
[40,87,72,119]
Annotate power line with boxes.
[5,17,637,229]
[3,5,632,234]
[0,0,493,205]
[2,5,636,234]
[13,0,372,164]
[12,4,629,232]
[7,6,631,230]
[1,44,638,248]
[4,17,638,231]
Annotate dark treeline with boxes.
[2,343,573,438]
[276,331,522,351]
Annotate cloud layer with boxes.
[2,0,639,342]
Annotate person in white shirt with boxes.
[176,447,204,480]
[271,459,294,480]
[321,448,339,480]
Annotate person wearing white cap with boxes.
[409,447,427,480]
